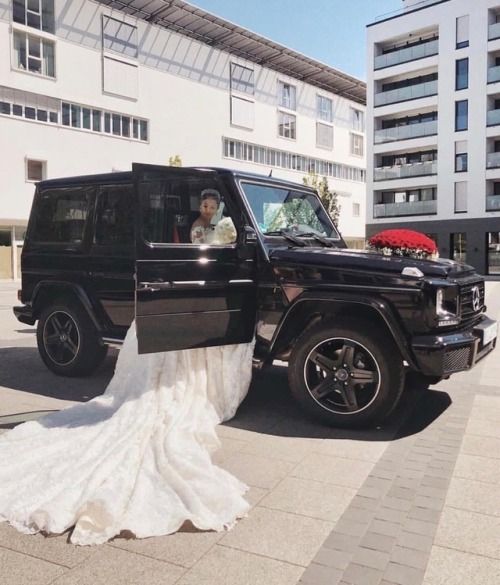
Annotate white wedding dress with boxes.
[0,324,254,545]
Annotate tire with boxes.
[36,299,108,377]
[288,318,405,428]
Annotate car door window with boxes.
[140,176,237,245]
[94,185,134,246]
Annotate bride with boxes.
[0,220,255,546]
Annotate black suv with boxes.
[14,164,498,427]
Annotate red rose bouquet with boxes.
[368,229,438,260]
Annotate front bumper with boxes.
[411,315,497,377]
[13,305,36,326]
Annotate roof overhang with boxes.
[95,0,366,105]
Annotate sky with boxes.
[189,0,403,80]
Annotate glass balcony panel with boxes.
[487,152,500,168]
[374,160,437,181]
[487,109,500,126]
[374,39,438,70]
[373,199,437,218]
[488,66,500,84]
[489,22,500,41]
[374,120,437,143]
[486,195,500,210]
[375,79,438,107]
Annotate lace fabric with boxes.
[0,324,254,545]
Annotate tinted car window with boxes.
[32,188,91,244]
[94,185,133,246]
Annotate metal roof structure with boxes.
[95,0,366,105]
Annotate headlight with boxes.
[436,287,459,326]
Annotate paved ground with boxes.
[0,279,499,585]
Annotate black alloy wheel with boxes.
[288,319,404,428]
[42,310,81,367]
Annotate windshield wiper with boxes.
[263,230,306,247]
[295,232,334,248]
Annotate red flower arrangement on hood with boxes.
[369,229,438,255]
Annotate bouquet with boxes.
[368,229,438,260]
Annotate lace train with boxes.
[0,324,254,545]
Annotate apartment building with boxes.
[367,0,500,275]
[0,0,367,279]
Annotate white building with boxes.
[0,0,367,279]
[367,0,500,275]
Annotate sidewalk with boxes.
[0,283,499,585]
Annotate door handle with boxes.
[138,281,172,292]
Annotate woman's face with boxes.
[200,197,218,221]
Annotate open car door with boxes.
[133,163,258,354]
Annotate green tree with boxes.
[168,155,182,167]
[303,171,341,225]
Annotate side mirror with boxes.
[242,225,258,244]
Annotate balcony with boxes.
[374,120,437,144]
[487,109,500,126]
[487,152,500,168]
[487,195,500,210]
[489,22,500,41]
[488,65,500,84]
[374,39,438,70]
[375,80,438,107]
[373,199,437,218]
[374,160,437,181]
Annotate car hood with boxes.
[269,246,476,280]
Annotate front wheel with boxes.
[288,319,404,428]
[36,300,108,377]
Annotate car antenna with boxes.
[268,169,273,177]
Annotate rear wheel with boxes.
[288,319,404,428]
[37,300,108,377]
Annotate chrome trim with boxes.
[229,279,254,284]
[102,337,124,347]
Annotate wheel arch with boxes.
[270,292,415,368]
[32,281,103,332]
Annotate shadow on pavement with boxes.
[225,364,452,442]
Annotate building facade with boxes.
[367,0,500,275]
[0,0,367,279]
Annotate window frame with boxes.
[316,94,333,123]
[277,111,297,140]
[277,80,297,111]
[455,58,469,91]
[455,99,468,132]
[350,132,364,157]
[230,62,255,96]
[102,15,138,59]
[25,158,46,182]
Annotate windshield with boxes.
[240,181,340,239]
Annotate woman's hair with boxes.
[200,188,221,205]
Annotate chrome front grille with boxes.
[460,281,485,321]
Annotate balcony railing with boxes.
[375,80,438,107]
[487,109,500,126]
[374,39,438,70]
[373,199,437,218]
[487,152,500,168]
[487,195,500,210]
[489,22,500,41]
[374,160,437,181]
[374,120,437,144]
[488,65,500,84]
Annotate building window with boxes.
[278,112,296,139]
[455,140,468,172]
[455,58,468,90]
[454,181,467,213]
[230,63,254,95]
[317,95,332,122]
[13,31,55,77]
[278,81,296,110]
[351,107,364,132]
[26,159,45,182]
[13,0,55,33]
[316,122,333,149]
[456,15,469,49]
[61,100,148,141]
[350,133,364,156]
[451,232,466,263]
[353,202,360,217]
[455,100,468,131]
[487,232,500,275]
[102,16,138,58]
